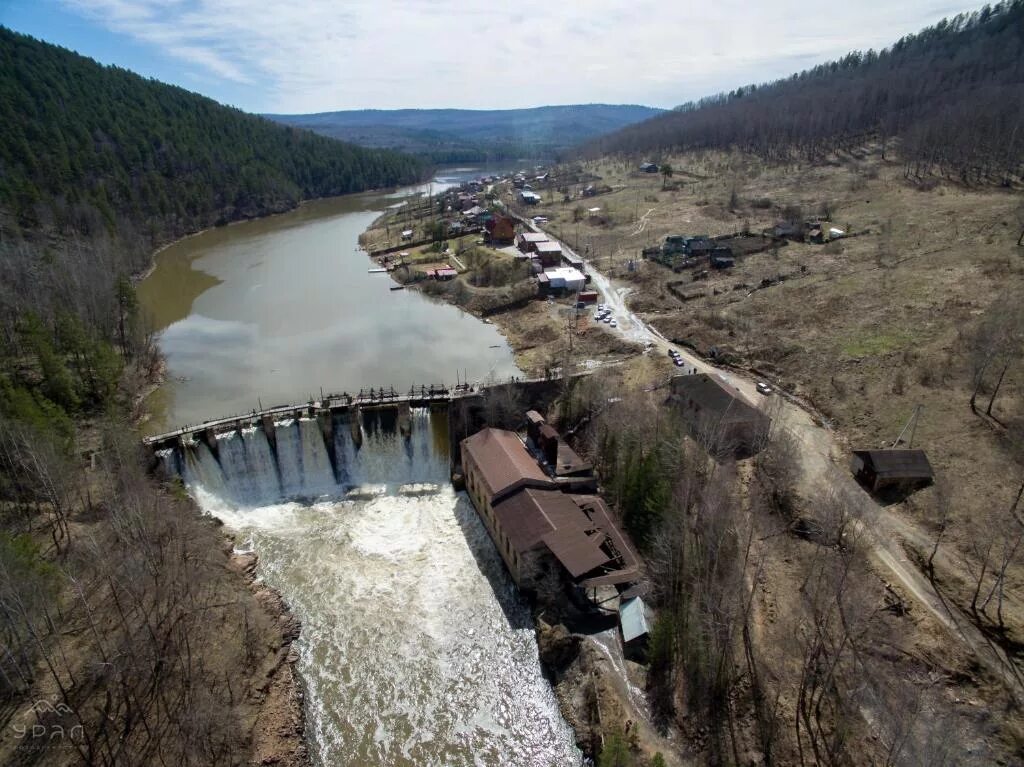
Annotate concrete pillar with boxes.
[318,410,338,480]
[201,427,219,459]
[350,407,363,450]
[261,414,277,453]
[397,402,412,440]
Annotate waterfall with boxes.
[182,442,227,498]
[241,426,282,500]
[216,431,254,504]
[165,407,445,507]
[274,419,306,499]
[298,418,339,497]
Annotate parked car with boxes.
[674,358,685,367]
[756,381,773,395]
[610,319,618,328]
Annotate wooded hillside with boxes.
[0,27,425,239]
[582,1,1024,184]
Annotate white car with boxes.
[603,316,612,323]
[756,382,773,395]
[609,319,618,328]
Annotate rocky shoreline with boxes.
[227,544,309,767]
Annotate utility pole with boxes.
[892,404,923,448]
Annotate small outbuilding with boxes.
[850,449,934,494]
[619,596,651,657]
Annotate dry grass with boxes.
[514,148,1024,746]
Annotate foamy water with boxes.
[178,410,581,766]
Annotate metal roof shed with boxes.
[619,597,650,643]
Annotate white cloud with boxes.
[60,0,979,113]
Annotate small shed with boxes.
[639,162,658,173]
[851,450,934,494]
[536,272,551,296]
[619,596,651,657]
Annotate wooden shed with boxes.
[851,449,934,494]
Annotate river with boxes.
[142,170,582,766]
[139,168,520,432]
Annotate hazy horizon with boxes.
[1,0,979,115]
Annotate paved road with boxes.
[534,220,1024,702]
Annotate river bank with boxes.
[227,541,308,766]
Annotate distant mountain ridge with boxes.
[265,104,664,163]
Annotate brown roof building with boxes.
[462,428,554,504]
[487,215,516,244]
[461,427,638,591]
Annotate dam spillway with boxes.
[160,407,581,766]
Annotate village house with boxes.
[485,215,516,245]
[542,266,586,294]
[533,240,563,267]
[517,231,549,253]
[461,426,639,593]
[669,373,771,456]
[639,162,659,173]
[519,190,541,205]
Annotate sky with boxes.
[0,0,979,115]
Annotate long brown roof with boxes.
[462,428,553,498]
[493,489,611,577]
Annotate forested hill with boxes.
[266,104,664,163]
[582,1,1024,184]
[0,26,426,241]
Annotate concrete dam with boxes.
[153,381,582,766]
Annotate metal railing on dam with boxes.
[142,374,574,451]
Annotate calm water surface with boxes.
[139,170,520,430]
